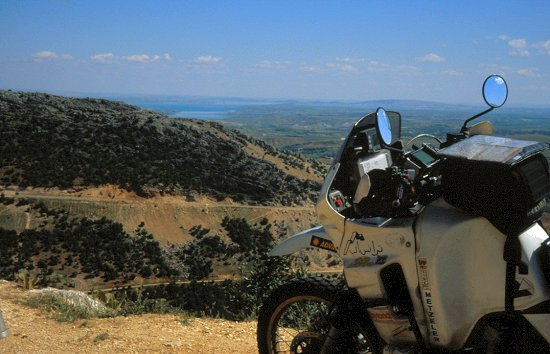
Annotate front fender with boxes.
[269,226,338,256]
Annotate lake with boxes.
[135,103,241,120]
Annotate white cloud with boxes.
[366,61,419,75]
[417,53,446,63]
[91,52,115,63]
[508,38,530,56]
[535,40,550,55]
[32,50,73,62]
[195,55,223,64]
[396,65,421,75]
[300,65,322,73]
[517,68,539,77]
[255,60,289,70]
[498,36,550,56]
[326,60,359,73]
[483,64,541,78]
[122,54,152,62]
[303,57,368,74]
[91,52,170,63]
[508,38,527,49]
[322,57,366,73]
[302,58,418,75]
[481,64,513,77]
[335,57,365,63]
[498,37,531,56]
[122,54,166,63]
[443,69,463,77]
[367,60,392,73]
[339,64,358,73]
[33,51,57,60]
[512,49,531,57]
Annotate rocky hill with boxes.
[0,90,323,205]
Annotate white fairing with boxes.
[268,162,345,257]
[341,216,427,344]
[341,217,416,298]
[268,226,329,256]
[316,163,346,244]
[415,198,550,350]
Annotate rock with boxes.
[29,288,109,316]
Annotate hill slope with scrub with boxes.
[0,90,323,205]
[0,90,332,289]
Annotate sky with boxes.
[1,1,550,105]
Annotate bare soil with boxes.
[0,281,258,353]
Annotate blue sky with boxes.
[1,1,549,104]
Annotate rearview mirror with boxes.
[459,75,508,134]
[376,107,392,145]
[483,75,508,108]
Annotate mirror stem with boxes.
[460,107,493,133]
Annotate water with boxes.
[136,103,239,120]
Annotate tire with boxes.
[257,276,382,354]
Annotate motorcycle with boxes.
[257,75,550,353]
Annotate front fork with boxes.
[319,291,369,354]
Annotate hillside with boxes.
[0,192,333,290]
[0,90,332,290]
[0,90,323,205]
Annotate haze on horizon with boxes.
[1,0,550,106]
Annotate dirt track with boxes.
[0,187,317,246]
[0,281,258,353]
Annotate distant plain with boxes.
[127,96,550,161]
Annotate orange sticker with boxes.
[310,236,337,252]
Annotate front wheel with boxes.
[257,276,382,354]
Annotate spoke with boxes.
[271,298,331,354]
